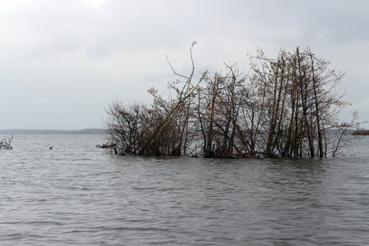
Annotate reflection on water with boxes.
[0,134,369,245]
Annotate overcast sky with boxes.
[0,0,368,129]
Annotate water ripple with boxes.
[0,134,369,245]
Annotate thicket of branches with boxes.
[0,136,13,150]
[106,45,348,158]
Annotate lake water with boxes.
[0,134,369,245]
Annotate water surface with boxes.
[0,134,369,245]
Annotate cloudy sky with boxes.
[0,0,368,129]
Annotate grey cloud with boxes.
[0,0,368,129]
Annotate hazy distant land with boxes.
[0,128,106,135]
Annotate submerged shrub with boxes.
[106,46,348,158]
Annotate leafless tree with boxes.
[0,136,13,150]
[106,46,346,159]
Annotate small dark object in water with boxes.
[96,143,117,149]
[49,146,53,150]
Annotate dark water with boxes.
[0,134,369,245]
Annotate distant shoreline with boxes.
[352,130,369,136]
[0,128,106,135]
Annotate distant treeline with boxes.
[106,45,349,158]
